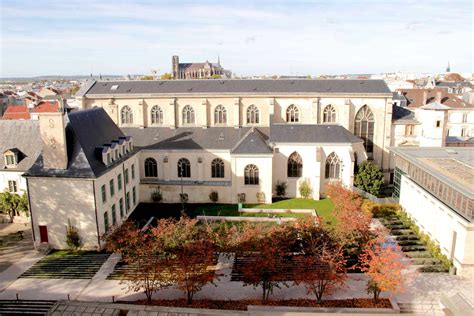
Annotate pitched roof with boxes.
[80,79,392,97]
[31,101,61,113]
[121,126,271,152]
[436,81,473,88]
[392,105,419,124]
[0,120,41,172]
[231,128,272,154]
[2,105,31,120]
[269,121,363,144]
[27,108,136,178]
[398,88,474,109]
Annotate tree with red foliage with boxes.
[235,223,296,302]
[359,237,407,303]
[103,221,175,304]
[293,218,347,303]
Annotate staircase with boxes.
[0,300,56,315]
[398,302,445,315]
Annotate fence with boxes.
[352,186,399,204]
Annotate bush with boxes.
[180,193,189,204]
[275,181,287,198]
[362,201,399,218]
[298,179,313,199]
[209,191,218,203]
[238,193,246,203]
[151,186,163,202]
[354,161,385,197]
[65,222,82,251]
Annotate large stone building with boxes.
[391,147,474,277]
[171,55,229,79]
[75,78,394,194]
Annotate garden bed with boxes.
[128,298,392,310]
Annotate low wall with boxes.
[352,186,399,204]
[196,215,296,223]
[239,208,316,217]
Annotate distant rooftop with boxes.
[390,147,474,199]
[77,79,392,97]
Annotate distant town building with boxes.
[391,147,474,277]
[171,55,230,79]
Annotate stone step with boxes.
[0,300,56,315]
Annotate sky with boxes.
[0,0,472,77]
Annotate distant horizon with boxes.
[1,1,472,78]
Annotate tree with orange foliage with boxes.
[359,238,407,303]
[293,218,347,303]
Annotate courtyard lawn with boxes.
[130,198,335,226]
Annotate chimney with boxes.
[422,91,428,105]
[39,112,68,170]
[436,91,442,103]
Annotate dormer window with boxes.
[4,150,18,168]
[107,153,111,164]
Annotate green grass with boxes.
[47,250,97,257]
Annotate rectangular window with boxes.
[104,211,109,231]
[132,186,136,205]
[7,180,17,192]
[107,153,111,164]
[5,154,16,165]
[126,192,130,211]
[125,169,129,184]
[435,120,441,128]
[405,125,415,136]
[111,205,117,225]
[462,113,468,123]
[119,198,124,218]
[109,179,115,197]
[117,174,122,191]
[131,164,135,180]
[101,185,106,203]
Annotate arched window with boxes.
[287,152,303,177]
[244,164,259,185]
[182,105,195,124]
[177,158,191,178]
[144,158,158,177]
[325,152,341,180]
[286,104,299,122]
[121,106,133,124]
[211,158,225,178]
[323,105,336,123]
[214,105,227,125]
[151,106,163,125]
[354,105,375,158]
[246,105,259,124]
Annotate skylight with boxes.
[111,85,119,90]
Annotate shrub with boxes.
[363,201,399,218]
[65,222,82,251]
[151,186,163,202]
[256,192,266,204]
[238,193,246,203]
[275,181,287,198]
[180,193,189,204]
[354,161,385,197]
[209,191,218,203]
[298,179,313,199]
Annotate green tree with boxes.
[354,161,385,197]
[0,190,29,223]
[299,179,313,199]
[160,73,173,80]
[141,75,155,80]
[211,74,221,79]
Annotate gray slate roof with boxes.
[27,108,136,178]
[392,105,419,124]
[0,120,42,172]
[269,120,363,144]
[231,128,272,154]
[122,126,271,153]
[80,79,392,97]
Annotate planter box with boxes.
[239,208,316,217]
[197,215,297,222]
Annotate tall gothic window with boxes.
[182,105,195,124]
[211,158,225,178]
[354,105,375,158]
[325,152,341,180]
[286,104,299,122]
[144,158,158,177]
[177,158,191,178]
[121,106,133,124]
[244,164,259,185]
[151,106,163,125]
[246,105,259,124]
[323,105,336,123]
[214,105,227,125]
[287,152,303,177]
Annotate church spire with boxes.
[446,61,451,73]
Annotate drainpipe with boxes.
[92,180,100,248]
[25,177,36,244]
